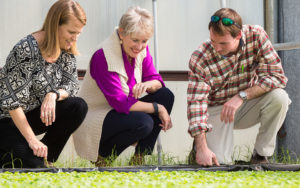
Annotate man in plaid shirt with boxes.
[187,8,291,166]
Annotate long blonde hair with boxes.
[39,0,86,59]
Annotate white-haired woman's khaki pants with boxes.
[206,88,291,164]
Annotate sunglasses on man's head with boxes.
[211,15,241,28]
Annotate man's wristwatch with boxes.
[238,91,247,101]
[51,89,60,101]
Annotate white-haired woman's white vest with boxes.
[73,28,146,161]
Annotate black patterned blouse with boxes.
[0,34,79,119]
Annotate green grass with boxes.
[271,148,300,164]
[53,157,95,168]
[232,145,300,165]
[2,149,300,188]
[0,152,23,168]
[52,147,300,168]
[53,153,187,168]
[2,147,300,168]
[0,170,299,187]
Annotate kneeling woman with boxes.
[0,0,88,168]
[73,7,174,166]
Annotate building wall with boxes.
[0,0,264,70]
[277,0,300,159]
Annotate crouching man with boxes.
[187,8,291,166]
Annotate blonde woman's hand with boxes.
[157,104,172,131]
[40,92,57,126]
[28,138,48,159]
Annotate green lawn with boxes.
[0,170,299,187]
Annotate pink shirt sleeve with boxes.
[90,49,138,114]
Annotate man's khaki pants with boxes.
[206,88,291,164]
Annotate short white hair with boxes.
[119,6,154,37]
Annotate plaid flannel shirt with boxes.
[187,25,288,137]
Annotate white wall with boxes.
[1,0,264,70]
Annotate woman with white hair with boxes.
[73,6,174,166]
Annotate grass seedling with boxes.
[271,147,300,164]
[1,151,23,168]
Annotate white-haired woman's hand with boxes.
[157,104,172,131]
[132,82,153,99]
[133,80,162,99]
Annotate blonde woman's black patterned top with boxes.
[0,34,79,119]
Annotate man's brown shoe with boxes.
[250,150,269,164]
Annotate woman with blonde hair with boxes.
[0,0,88,168]
[73,6,174,166]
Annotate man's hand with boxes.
[194,133,220,166]
[40,92,57,126]
[195,147,220,166]
[221,94,243,124]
